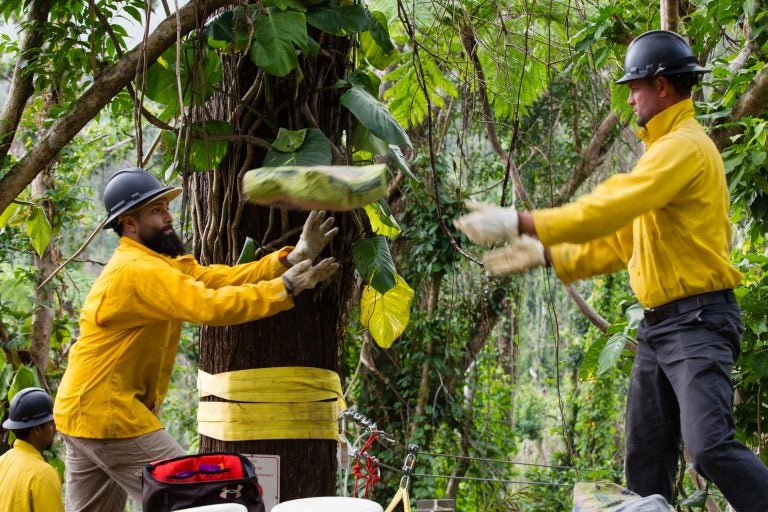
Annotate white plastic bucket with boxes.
[271,496,383,512]
[174,505,248,512]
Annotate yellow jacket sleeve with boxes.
[549,223,633,284]
[94,241,294,328]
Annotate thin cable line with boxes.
[417,450,591,472]
[376,459,574,488]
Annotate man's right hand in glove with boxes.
[453,200,520,246]
[282,257,340,296]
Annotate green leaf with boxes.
[26,206,52,257]
[205,9,252,52]
[383,55,457,128]
[579,337,607,380]
[0,202,20,230]
[388,145,418,181]
[360,274,414,348]
[164,121,233,172]
[8,366,41,402]
[353,235,397,293]
[306,4,368,35]
[250,9,308,77]
[272,128,308,153]
[347,69,380,97]
[263,128,332,166]
[341,85,411,147]
[625,302,644,330]
[363,200,401,238]
[678,490,708,506]
[360,10,396,70]
[597,332,627,375]
[0,363,12,401]
[264,0,307,10]
[237,237,257,264]
[143,42,223,115]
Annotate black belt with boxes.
[644,290,736,326]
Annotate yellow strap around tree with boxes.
[197,367,346,441]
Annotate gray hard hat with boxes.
[103,167,181,230]
[2,387,54,430]
[616,30,710,84]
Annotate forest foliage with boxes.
[0,0,767,510]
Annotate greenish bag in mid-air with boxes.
[242,164,388,211]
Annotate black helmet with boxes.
[103,167,181,230]
[2,387,54,430]
[616,30,710,84]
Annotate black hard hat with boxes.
[616,30,710,84]
[103,167,181,230]
[2,387,54,430]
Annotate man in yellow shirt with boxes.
[53,167,339,511]
[455,31,768,511]
[0,387,64,511]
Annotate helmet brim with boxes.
[2,411,54,430]
[103,187,182,230]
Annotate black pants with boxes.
[625,301,768,512]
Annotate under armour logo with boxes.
[220,485,243,499]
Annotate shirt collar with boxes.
[13,439,44,460]
[636,98,695,145]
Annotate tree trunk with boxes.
[195,27,355,500]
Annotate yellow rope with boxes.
[197,367,346,441]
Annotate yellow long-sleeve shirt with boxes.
[54,237,294,439]
[0,439,64,512]
[533,99,741,308]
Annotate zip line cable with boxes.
[341,410,613,493]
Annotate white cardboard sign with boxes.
[245,454,280,511]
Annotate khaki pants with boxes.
[61,430,186,512]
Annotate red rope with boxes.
[352,433,380,498]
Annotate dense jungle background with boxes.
[1,0,767,510]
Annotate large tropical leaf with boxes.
[263,128,332,166]
[360,10,396,70]
[363,200,401,239]
[205,9,252,53]
[306,4,368,35]
[383,55,457,128]
[341,85,411,147]
[143,43,222,115]
[8,366,40,401]
[250,9,308,77]
[360,274,414,348]
[353,235,396,293]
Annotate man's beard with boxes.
[141,226,186,257]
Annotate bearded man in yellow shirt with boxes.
[454,30,768,511]
[0,387,64,511]
[53,167,339,511]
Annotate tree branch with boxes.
[0,0,231,215]
[557,111,622,203]
[0,0,52,165]
[711,63,768,150]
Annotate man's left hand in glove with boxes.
[483,235,548,276]
[287,210,339,266]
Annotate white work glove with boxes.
[483,235,547,276]
[282,257,340,296]
[287,210,339,266]
[453,200,520,246]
